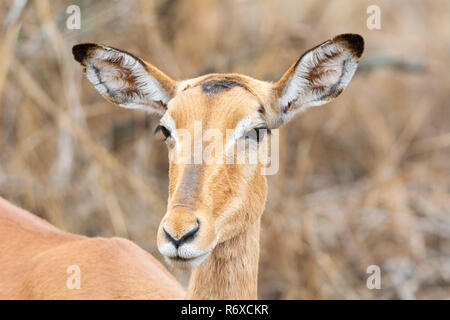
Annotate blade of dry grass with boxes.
[0,23,21,99]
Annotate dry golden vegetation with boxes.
[1,0,449,299]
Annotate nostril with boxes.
[180,219,199,244]
[163,227,178,247]
[163,219,199,248]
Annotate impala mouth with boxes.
[157,219,218,269]
[164,251,211,269]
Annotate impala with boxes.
[0,197,184,299]
[0,34,363,299]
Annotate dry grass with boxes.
[1,0,449,299]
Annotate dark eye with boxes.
[245,127,271,143]
[154,125,171,140]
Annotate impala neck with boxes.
[185,218,261,299]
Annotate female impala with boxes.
[0,34,363,299]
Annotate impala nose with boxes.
[163,219,199,248]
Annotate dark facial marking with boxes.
[172,164,202,206]
[199,79,244,96]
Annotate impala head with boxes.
[73,34,364,269]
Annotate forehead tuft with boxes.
[167,74,271,129]
[198,78,244,96]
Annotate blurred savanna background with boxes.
[1,0,449,299]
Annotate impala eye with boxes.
[154,125,171,141]
[244,127,271,143]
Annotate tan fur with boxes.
[186,219,261,299]
[0,197,184,299]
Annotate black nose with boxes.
[163,220,199,248]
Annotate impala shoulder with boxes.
[22,237,184,299]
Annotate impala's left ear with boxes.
[273,34,364,125]
[72,43,176,115]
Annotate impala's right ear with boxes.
[272,34,364,126]
[72,43,176,115]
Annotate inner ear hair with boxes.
[274,33,364,121]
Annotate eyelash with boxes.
[154,125,171,140]
[245,126,271,143]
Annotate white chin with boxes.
[165,252,210,270]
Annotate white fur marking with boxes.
[225,116,253,151]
